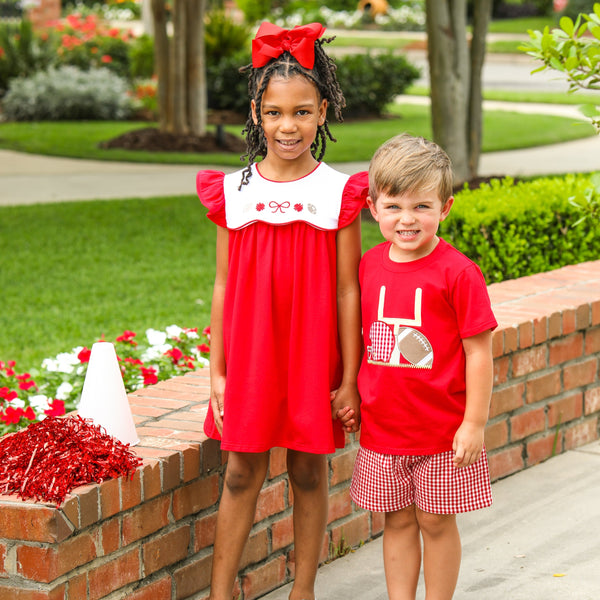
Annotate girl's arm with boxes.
[453,329,494,467]
[208,225,229,434]
[333,216,363,433]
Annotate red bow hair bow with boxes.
[252,22,326,70]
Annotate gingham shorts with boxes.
[350,447,492,514]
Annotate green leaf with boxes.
[560,16,575,37]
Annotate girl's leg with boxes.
[209,451,270,600]
[383,505,422,600]
[286,450,328,600]
[415,508,461,600]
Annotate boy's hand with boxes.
[452,420,484,468]
[330,383,361,433]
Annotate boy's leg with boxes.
[383,505,421,600]
[209,450,270,600]
[286,450,328,600]
[415,508,461,600]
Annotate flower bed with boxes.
[0,325,210,437]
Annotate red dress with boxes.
[197,163,368,454]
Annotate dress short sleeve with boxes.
[197,170,226,227]
[338,171,369,229]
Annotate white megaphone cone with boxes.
[78,341,139,446]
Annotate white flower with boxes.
[29,394,51,416]
[166,324,184,339]
[146,328,167,346]
[55,381,74,400]
[141,344,172,362]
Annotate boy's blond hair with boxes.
[368,133,453,206]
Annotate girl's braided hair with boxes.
[238,35,346,188]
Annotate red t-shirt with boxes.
[357,239,497,455]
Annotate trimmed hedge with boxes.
[441,174,599,283]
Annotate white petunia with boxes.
[146,328,168,346]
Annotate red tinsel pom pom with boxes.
[0,415,142,506]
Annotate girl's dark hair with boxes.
[238,36,346,188]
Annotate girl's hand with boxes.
[330,383,361,433]
[210,374,226,435]
[452,420,484,468]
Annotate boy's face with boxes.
[367,190,453,262]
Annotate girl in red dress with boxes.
[197,22,367,600]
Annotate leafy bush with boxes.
[2,66,131,120]
[0,20,56,96]
[558,0,598,19]
[205,10,251,63]
[440,174,600,283]
[207,51,250,115]
[129,33,155,79]
[335,52,420,117]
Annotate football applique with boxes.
[396,327,433,368]
[368,321,395,363]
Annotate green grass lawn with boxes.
[0,103,595,165]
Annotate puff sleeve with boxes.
[338,170,369,229]
[196,170,226,227]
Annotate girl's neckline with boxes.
[254,162,322,183]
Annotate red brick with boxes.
[255,481,286,522]
[503,326,518,353]
[60,496,79,530]
[547,393,583,427]
[371,511,385,536]
[484,420,508,451]
[488,446,524,481]
[0,544,5,577]
[161,452,182,491]
[585,326,600,355]
[548,311,562,338]
[121,469,143,511]
[0,505,72,543]
[527,433,561,467]
[549,333,584,366]
[0,583,66,600]
[240,527,269,569]
[201,438,224,474]
[518,321,534,349]
[172,474,219,520]
[489,383,524,418]
[241,556,286,600]
[584,386,600,415]
[510,408,545,441]
[327,488,352,524]
[330,448,358,486]
[593,300,600,326]
[77,484,100,529]
[329,513,370,556]
[100,517,120,555]
[493,356,510,385]
[66,572,87,598]
[88,548,140,600]
[576,304,590,330]
[525,371,561,404]
[194,512,217,552]
[563,358,597,390]
[562,308,576,335]
[127,576,172,600]
[492,329,504,358]
[99,477,120,519]
[512,346,546,377]
[141,460,162,500]
[533,316,547,344]
[16,533,96,582]
[179,444,201,482]
[143,525,190,575]
[269,447,288,479]
[122,496,171,545]
[564,417,598,450]
[271,514,294,551]
[173,554,212,599]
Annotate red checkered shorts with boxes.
[350,447,492,514]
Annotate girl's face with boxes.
[252,74,327,172]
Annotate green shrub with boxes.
[440,174,600,283]
[129,33,155,79]
[205,10,251,63]
[335,52,420,117]
[207,51,250,115]
[2,66,131,120]
[558,0,599,19]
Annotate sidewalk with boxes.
[261,441,600,600]
[1,99,600,206]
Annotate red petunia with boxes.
[141,367,158,386]
[78,347,92,363]
[44,399,66,417]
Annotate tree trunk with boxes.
[425,0,489,185]
[151,0,171,132]
[171,0,188,134]
[186,0,207,136]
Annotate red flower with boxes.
[78,347,92,363]
[141,367,158,386]
[44,399,66,417]
[0,406,31,425]
[101,55,113,64]
[294,203,303,212]
[165,347,183,363]
[18,380,37,392]
[0,387,17,402]
[256,203,265,211]
[116,330,137,345]
[125,357,143,366]
[198,344,210,354]
[0,48,5,59]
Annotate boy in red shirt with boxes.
[351,134,497,599]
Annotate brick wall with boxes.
[0,260,598,599]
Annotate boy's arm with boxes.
[208,225,229,434]
[453,329,494,467]
[333,216,363,433]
